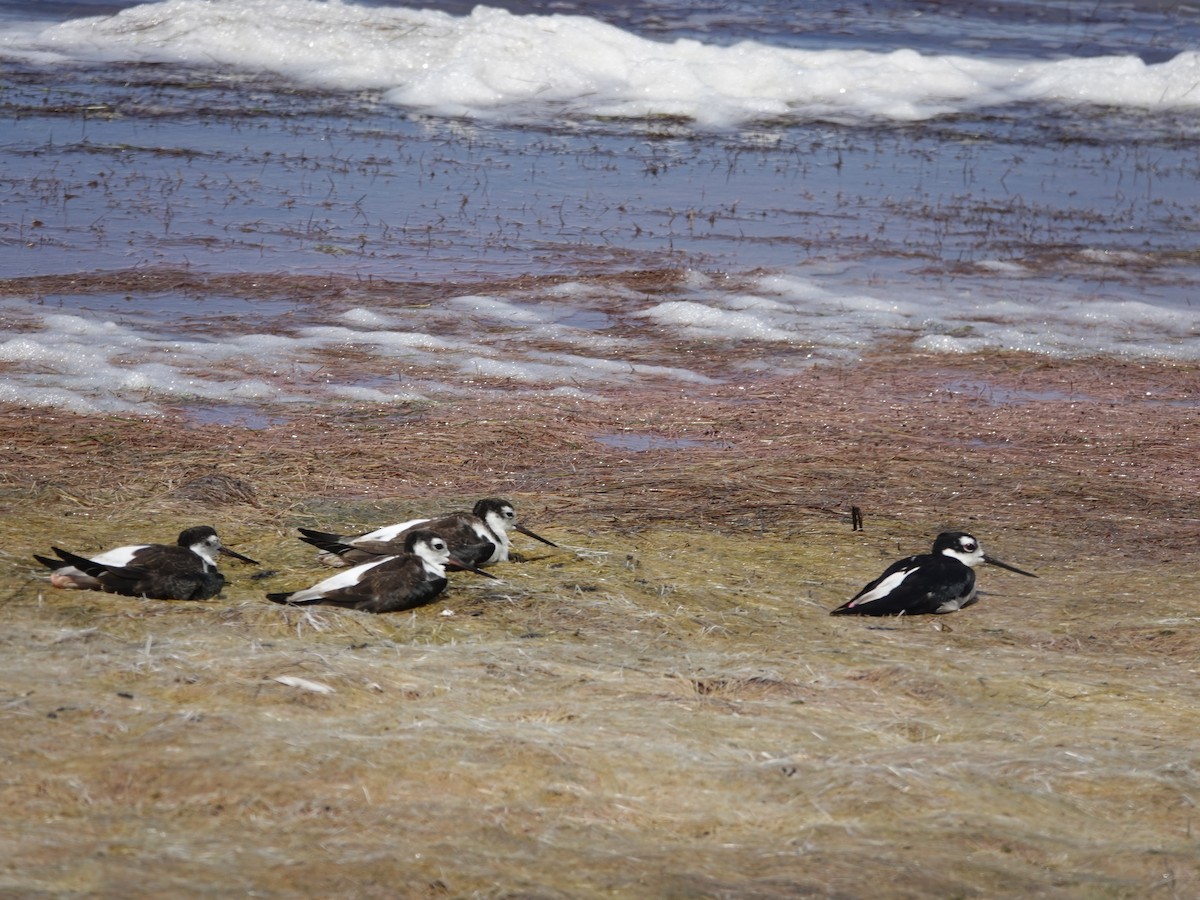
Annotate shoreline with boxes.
[5,263,1199,422]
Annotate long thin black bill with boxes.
[449,557,500,579]
[984,555,1037,578]
[515,523,558,547]
[221,546,260,566]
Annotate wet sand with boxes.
[3,334,1196,555]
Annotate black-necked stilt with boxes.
[33,525,259,601]
[830,531,1037,616]
[267,529,496,613]
[298,497,557,568]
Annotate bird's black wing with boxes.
[297,528,358,555]
[34,553,65,572]
[831,554,920,615]
[268,557,446,613]
[832,554,975,616]
[835,556,974,619]
[355,572,448,614]
[51,547,145,580]
[446,539,497,569]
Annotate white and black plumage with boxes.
[298,497,557,569]
[33,525,259,601]
[267,529,497,614]
[830,531,1037,617]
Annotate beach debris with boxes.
[271,675,336,694]
[174,472,259,506]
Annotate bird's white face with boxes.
[189,534,223,565]
[941,535,986,568]
[414,536,452,568]
[484,504,518,535]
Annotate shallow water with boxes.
[1,0,1198,416]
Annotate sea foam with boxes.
[5,0,1199,126]
[3,271,1197,416]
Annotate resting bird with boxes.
[34,525,259,601]
[267,529,496,613]
[298,497,557,569]
[830,531,1036,616]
